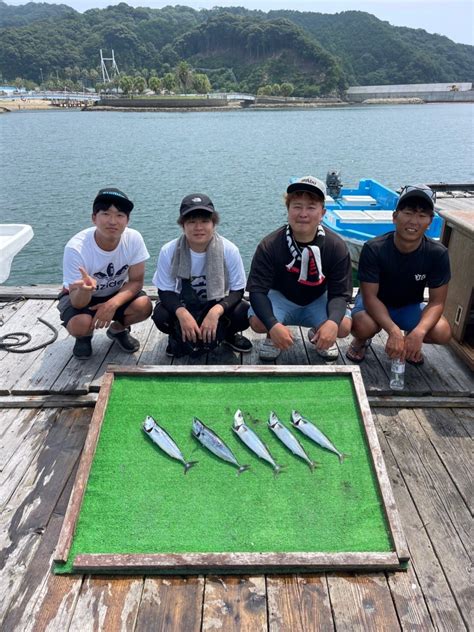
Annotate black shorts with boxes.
[57,290,147,327]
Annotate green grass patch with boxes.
[56,374,393,573]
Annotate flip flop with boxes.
[345,338,372,364]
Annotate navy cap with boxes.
[93,187,134,214]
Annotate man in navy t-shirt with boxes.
[346,184,451,365]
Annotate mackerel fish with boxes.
[291,410,348,464]
[143,415,198,474]
[232,409,282,474]
[268,411,318,472]
[192,417,250,474]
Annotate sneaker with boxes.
[73,336,92,359]
[223,333,253,353]
[106,326,140,353]
[259,337,281,360]
[308,328,339,360]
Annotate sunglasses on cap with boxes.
[399,184,436,201]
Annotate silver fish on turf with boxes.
[192,417,250,474]
[291,410,348,464]
[232,409,282,474]
[143,416,198,474]
[268,411,317,472]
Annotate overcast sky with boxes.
[5,0,473,46]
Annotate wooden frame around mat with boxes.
[55,365,410,574]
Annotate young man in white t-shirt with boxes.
[58,187,152,359]
[152,193,252,357]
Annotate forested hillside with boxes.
[0,2,472,96]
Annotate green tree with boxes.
[132,75,146,94]
[192,73,211,94]
[280,82,294,96]
[257,84,272,96]
[148,76,161,93]
[271,83,281,95]
[119,75,133,96]
[162,72,176,92]
[175,61,192,92]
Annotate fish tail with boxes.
[339,453,350,464]
[184,460,198,474]
[237,464,251,475]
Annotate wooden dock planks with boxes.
[0,288,473,630]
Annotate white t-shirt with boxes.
[63,227,150,297]
[153,236,246,300]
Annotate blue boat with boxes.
[320,174,444,268]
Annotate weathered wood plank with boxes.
[135,324,172,366]
[276,326,310,366]
[267,574,334,631]
[11,303,72,395]
[71,551,402,574]
[132,576,204,632]
[202,575,266,631]
[0,299,58,394]
[327,573,400,630]
[55,373,114,562]
[0,408,90,626]
[0,408,55,508]
[371,330,432,396]
[414,407,473,512]
[1,513,69,631]
[417,343,474,397]
[386,565,435,631]
[0,393,98,408]
[338,332,392,395]
[375,408,468,629]
[89,317,155,390]
[27,574,83,632]
[49,331,115,394]
[453,407,474,437]
[67,575,143,632]
[351,371,409,562]
[0,407,36,470]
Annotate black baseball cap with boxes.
[396,185,435,214]
[179,193,215,218]
[93,187,134,214]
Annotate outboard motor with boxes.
[326,170,342,199]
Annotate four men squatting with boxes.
[59,179,452,365]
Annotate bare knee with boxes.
[425,317,452,345]
[249,315,268,334]
[123,296,152,325]
[67,314,93,337]
[351,311,380,339]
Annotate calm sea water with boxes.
[1,103,473,285]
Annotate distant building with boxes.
[0,85,19,95]
[346,82,473,102]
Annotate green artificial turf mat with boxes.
[56,374,393,573]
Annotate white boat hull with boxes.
[0,224,34,283]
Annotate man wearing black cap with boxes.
[346,184,451,365]
[58,187,152,359]
[152,193,252,357]
[247,176,352,361]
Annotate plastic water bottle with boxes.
[390,359,405,390]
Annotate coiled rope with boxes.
[0,298,59,353]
